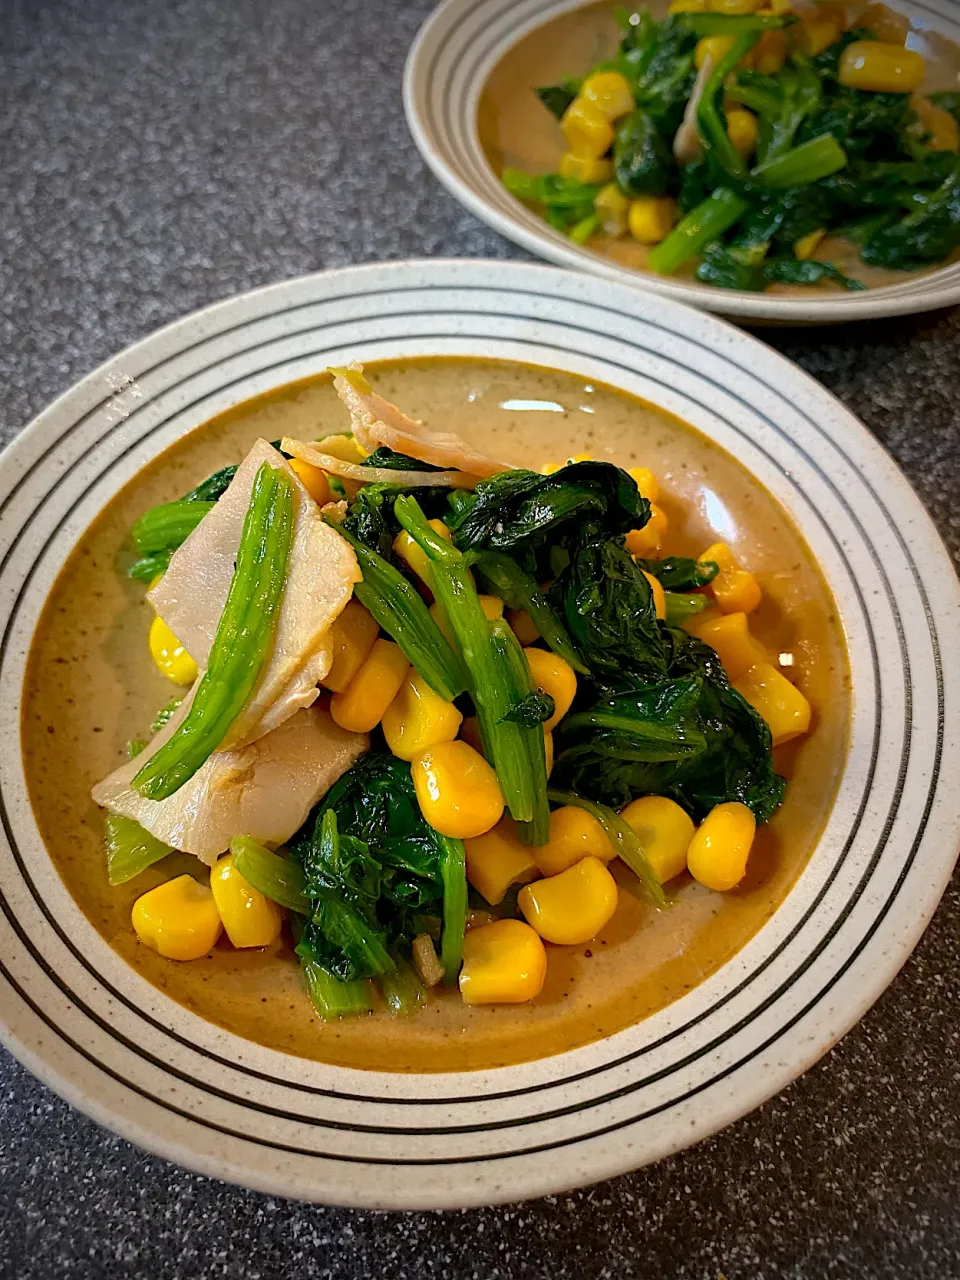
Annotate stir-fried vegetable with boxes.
[503,4,960,291]
[104,813,171,885]
[132,462,294,799]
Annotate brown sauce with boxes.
[21,357,849,1072]
[477,1,960,293]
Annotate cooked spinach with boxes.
[634,556,718,591]
[614,109,673,196]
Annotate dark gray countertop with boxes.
[1,1,958,1276]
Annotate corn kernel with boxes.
[628,466,659,502]
[621,795,695,884]
[132,874,222,961]
[289,457,331,506]
[534,805,613,876]
[628,195,677,244]
[507,605,540,646]
[839,39,924,91]
[695,34,737,69]
[519,857,619,946]
[792,5,845,56]
[626,503,669,556]
[465,819,540,905]
[544,727,554,778]
[393,519,454,590]
[558,151,614,184]
[693,611,767,680]
[669,0,708,11]
[580,70,635,121]
[209,854,284,948]
[313,433,366,463]
[754,28,788,73]
[149,615,198,687]
[795,228,827,260]
[382,669,463,761]
[726,108,758,159]
[595,181,631,236]
[710,0,762,12]
[860,1,909,44]
[459,918,547,1004]
[699,541,761,614]
[412,740,504,839]
[322,599,380,693]
[430,593,502,646]
[641,570,667,621]
[687,801,756,891]
[524,646,577,731]
[911,94,960,151]
[562,97,615,159]
[329,638,410,733]
[758,0,792,11]
[733,660,812,745]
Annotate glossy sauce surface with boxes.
[23,358,849,1072]
[477,1,960,292]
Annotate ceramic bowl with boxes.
[404,0,960,323]
[1,259,958,1208]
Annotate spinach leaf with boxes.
[614,109,673,196]
[535,80,580,120]
[696,243,864,291]
[634,556,718,591]
[860,165,960,269]
[362,447,445,472]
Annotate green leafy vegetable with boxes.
[634,556,718,591]
[132,462,294,800]
[696,242,864,291]
[230,835,310,913]
[150,697,183,735]
[547,788,666,908]
[614,109,673,195]
[648,188,750,274]
[131,500,215,556]
[535,78,582,120]
[104,813,171,886]
[664,591,710,626]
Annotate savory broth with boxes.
[477,1,960,292]
[22,358,849,1072]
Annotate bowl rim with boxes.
[2,257,959,1208]
[402,0,960,323]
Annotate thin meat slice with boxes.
[280,437,476,490]
[332,364,510,479]
[93,702,368,864]
[148,439,360,748]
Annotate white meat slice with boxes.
[93,702,368,864]
[332,364,510,479]
[148,439,360,749]
[280,437,475,490]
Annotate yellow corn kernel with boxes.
[686,801,756,891]
[412,740,504,839]
[534,805,613,876]
[209,855,283,949]
[754,28,788,71]
[758,0,792,12]
[313,432,366,463]
[393,518,454,590]
[519,857,618,946]
[580,70,635,121]
[726,108,758,159]
[465,819,540,905]
[329,639,410,733]
[795,228,827,260]
[628,466,659,502]
[595,182,631,237]
[695,34,737,69]
[792,4,845,56]
[459,918,547,1005]
[323,599,380,693]
[562,97,615,160]
[839,39,924,91]
[694,611,767,680]
[507,605,540,646]
[628,195,677,244]
[625,503,669,557]
[621,795,695,884]
[710,0,762,12]
[641,570,667,621]
[524,647,577,732]
[430,593,502,646]
[559,151,614,184]
[381,669,463,761]
[459,714,485,755]
[669,0,708,11]
[149,615,198,686]
[132,874,222,961]
[860,1,909,45]
[912,94,960,152]
[544,727,554,778]
[288,457,331,506]
[699,541,761,614]
[733,660,812,745]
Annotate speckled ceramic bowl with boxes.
[1,259,958,1208]
[404,0,960,323]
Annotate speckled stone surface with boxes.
[1,0,958,1276]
